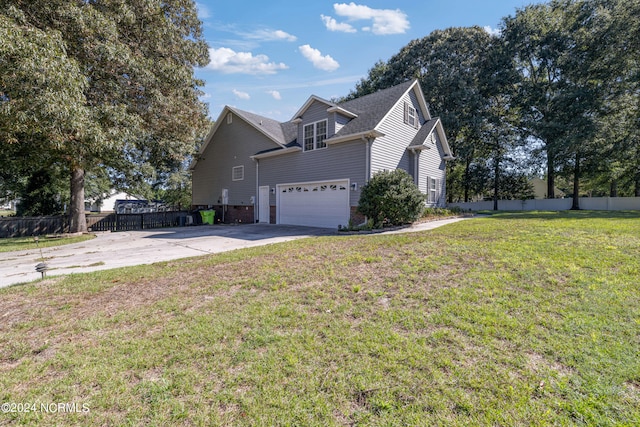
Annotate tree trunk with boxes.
[464,158,471,203]
[493,155,499,211]
[69,165,87,233]
[610,180,618,197]
[571,152,580,210]
[546,152,555,199]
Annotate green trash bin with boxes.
[200,210,215,225]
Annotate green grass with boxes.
[0,234,95,253]
[0,211,639,426]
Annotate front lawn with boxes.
[0,211,638,426]
[0,234,95,253]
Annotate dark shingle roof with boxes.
[224,80,418,157]
[333,80,415,137]
[230,107,287,145]
[411,118,439,146]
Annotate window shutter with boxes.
[404,102,408,124]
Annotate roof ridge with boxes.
[229,106,281,124]
[338,79,415,109]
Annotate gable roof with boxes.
[193,79,453,166]
[231,107,289,145]
[408,117,454,159]
[292,95,336,121]
[325,79,436,144]
[333,80,416,137]
[191,105,296,169]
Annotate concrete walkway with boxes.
[0,218,469,288]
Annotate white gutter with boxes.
[326,130,385,145]
[250,146,302,160]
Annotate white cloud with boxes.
[195,2,211,19]
[207,47,288,75]
[233,89,250,100]
[321,14,356,33]
[483,26,501,37]
[267,90,282,100]
[246,29,297,42]
[331,2,409,35]
[298,45,340,72]
[272,30,297,42]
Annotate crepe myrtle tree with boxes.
[357,169,425,228]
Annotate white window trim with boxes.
[226,113,232,124]
[427,176,438,204]
[303,119,328,151]
[232,165,244,181]
[404,102,419,129]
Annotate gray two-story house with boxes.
[191,79,454,228]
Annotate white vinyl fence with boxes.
[448,197,640,212]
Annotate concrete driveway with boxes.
[0,218,467,288]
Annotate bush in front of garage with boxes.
[357,169,425,228]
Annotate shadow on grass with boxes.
[476,210,640,221]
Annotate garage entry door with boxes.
[277,180,350,229]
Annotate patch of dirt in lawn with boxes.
[526,351,576,378]
[0,236,462,370]
[622,381,640,403]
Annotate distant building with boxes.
[86,191,143,213]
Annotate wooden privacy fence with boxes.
[87,211,187,232]
[0,216,68,238]
[0,211,188,238]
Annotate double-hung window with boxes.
[303,120,328,151]
[404,102,418,129]
[427,177,438,204]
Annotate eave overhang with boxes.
[407,144,432,151]
[250,146,302,160]
[326,106,358,119]
[325,130,385,145]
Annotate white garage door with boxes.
[277,180,350,229]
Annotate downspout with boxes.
[364,136,374,183]
[254,158,259,223]
[360,136,375,226]
[411,148,419,186]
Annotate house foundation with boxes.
[192,205,255,224]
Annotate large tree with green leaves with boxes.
[0,0,209,231]
[588,0,640,196]
[1,8,92,217]
[344,1,638,205]
[345,26,495,202]
[502,0,610,209]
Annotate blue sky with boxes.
[195,1,541,122]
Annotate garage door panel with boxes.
[278,180,349,228]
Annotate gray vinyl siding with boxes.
[334,113,350,135]
[192,116,276,206]
[370,90,425,176]
[419,132,447,206]
[299,101,332,144]
[259,140,366,206]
